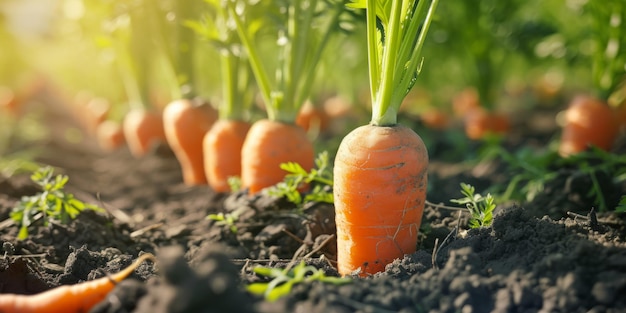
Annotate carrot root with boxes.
[334,124,428,276]
[0,253,156,313]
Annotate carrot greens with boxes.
[228,0,347,122]
[187,0,255,120]
[348,0,439,126]
[10,167,104,240]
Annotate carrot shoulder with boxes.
[241,119,314,195]
[334,124,428,276]
[0,253,156,313]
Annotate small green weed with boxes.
[247,260,351,302]
[10,166,104,240]
[206,212,239,234]
[451,183,496,228]
[267,151,334,207]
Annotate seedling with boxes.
[206,211,239,234]
[267,151,334,207]
[247,260,351,302]
[451,183,496,228]
[10,166,104,240]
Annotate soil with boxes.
[1,93,626,313]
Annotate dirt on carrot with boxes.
[0,253,156,313]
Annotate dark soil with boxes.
[1,95,626,313]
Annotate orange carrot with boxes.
[334,0,438,276]
[96,120,126,152]
[203,119,251,192]
[420,108,450,130]
[0,86,20,116]
[122,108,167,158]
[84,97,111,136]
[0,253,155,313]
[295,100,330,133]
[241,119,314,194]
[559,95,619,157]
[463,107,510,140]
[163,98,218,185]
[334,124,428,276]
[452,87,480,118]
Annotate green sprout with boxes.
[10,167,104,240]
[267,151,334,207]
[451,183,496,228]
[247,260,351,302]
[206,211,239,234]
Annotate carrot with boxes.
[0,86,20,117]
[203,119,251,192]
[463,107,510,140]
[420,108,450,130]
[241,119,314,194]
[334,125,428,275]
[452,87,480,118]
[559,95,620,157]
[84,97,111,136]
[96,120,126,152]
[122,108,167,158]
[296,100,330,134]
[163,99,217,185]
[0,253,155,313]
[334,0,438,276]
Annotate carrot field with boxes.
[1,0,626,312]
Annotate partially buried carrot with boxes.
[96,120,126,152]
[295,100,330,134]
[241,119,314,194]
[123,108,167,158]
[559,95,619,157]
[463,107,510,140]
[163,98,217,185]
[204,119,251,193]
[334,0,438,276]
[0,253,156,313]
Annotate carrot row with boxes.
[0,253,155,313]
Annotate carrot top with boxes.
[187,0,255,120]
[348,0,439,126]
[228,0,346,123]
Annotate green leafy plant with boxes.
[491,146,626,212]
[247,260,351,301]
[206,211,239,234]
[617,196,626,213]
[451,183,496,228]
[267,151,334,206]
[10,167,104,240]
